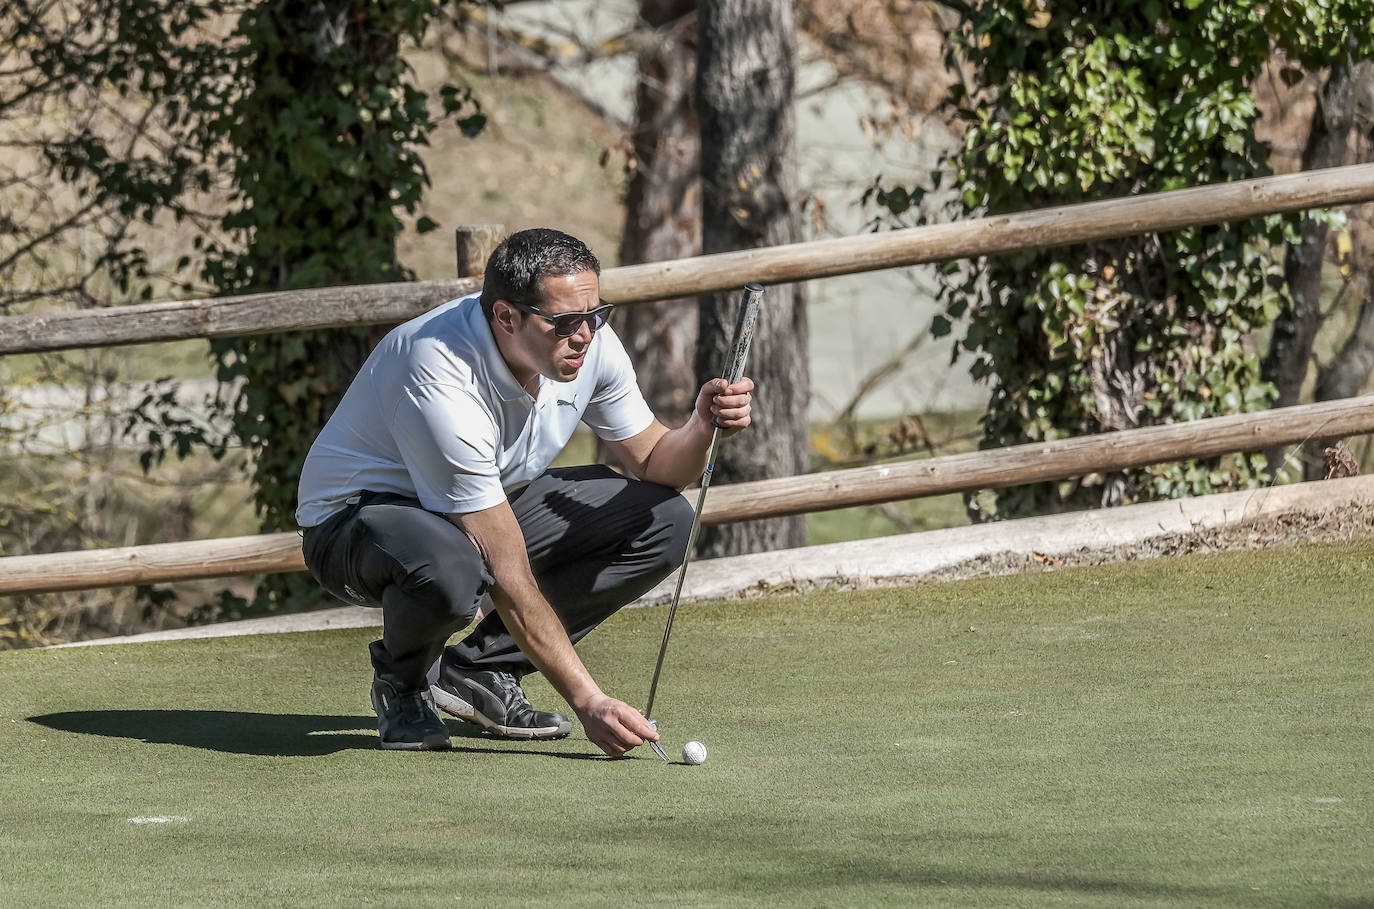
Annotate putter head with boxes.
[647,718,670,763]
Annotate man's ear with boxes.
[493,300,521,335]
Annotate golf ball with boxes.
[682,740,707,765]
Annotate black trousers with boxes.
[301,465,695,691]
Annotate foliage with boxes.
[6,0,486,617]
[193,0,484,610]
[2,0,236,312]
[3,0,243,644]
[868,0,1372,520]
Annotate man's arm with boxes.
[450,502,658,757]
[605,377,754,490]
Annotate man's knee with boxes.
[361,509,489,626]
[653,492,697,568]
[405,541,489,626]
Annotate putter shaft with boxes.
[643,428,722,722]
[643,283,762,752]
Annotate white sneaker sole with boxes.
[430,685,571,740]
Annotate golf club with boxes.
[644,282,763,762]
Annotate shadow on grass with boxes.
[802,867,1249,904]
[650,834,1254,904]
[28,710,613,760]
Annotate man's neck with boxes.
[489,320,540,396]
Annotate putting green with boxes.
[2,539,1371,907]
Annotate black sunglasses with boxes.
[508,300,615,338]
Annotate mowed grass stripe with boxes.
[2,539,1371,907]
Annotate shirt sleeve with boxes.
[581,325,657,442]
[390,383,509,514]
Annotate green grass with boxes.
[806,491,970,544]
[3,541,1372,907]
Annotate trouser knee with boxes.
[655,490,697,568]
[360,510,490,629]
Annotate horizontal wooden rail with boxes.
[3,395,1370,596]
[0,278,483,357]
[703,394,1374,522]
[605,163,1374,305]
[4,164,1374,355]
[0,534,309,598]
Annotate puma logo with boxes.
[557,397,577,408]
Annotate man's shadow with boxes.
[29,710,610,759]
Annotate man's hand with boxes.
[694,376,754,436]
[575,693,660,757]
[604,374,756,489]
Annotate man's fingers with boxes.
[582,697,660,757]
[623,709,659,741]
[710,377,753,428]
[599,737,629,758]
[701,377,753,429]
[589,726,631,758]
[704,377,752,398]
[604,706,653,748]
[724,376,754,394]
[711,399,751,421]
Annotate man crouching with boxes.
[295,228,753,754]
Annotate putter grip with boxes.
[724,283,763,384]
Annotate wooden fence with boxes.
[4,163,1374,355]
[1,394,1370,596]
[4,163,1374,596]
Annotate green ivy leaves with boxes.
[867,0,1371,520]
[39,1,489,612]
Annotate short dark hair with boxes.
[480,228,601,320]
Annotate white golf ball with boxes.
[682,740,707,765]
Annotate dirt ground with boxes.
[925,502,1374,583]
[729,501,1374,602]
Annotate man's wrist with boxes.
[567,684,605,713]
[687,406,715,444]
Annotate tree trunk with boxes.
[220,0,414,611]
[1307,63,1374,477]
[1262,62,1360,474]
[613,0,701,429]
[1316,277,1374,401]
[1307,283,1374,479]
[694,0,809,557]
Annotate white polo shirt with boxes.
[295,293,656,527]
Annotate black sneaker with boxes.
[431,666,572,740]
[370,678,452,751]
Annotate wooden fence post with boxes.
[365,224,503,348]
[456,224,505,279]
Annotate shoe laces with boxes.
[384,687,433,724]
[492,672,532,709]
